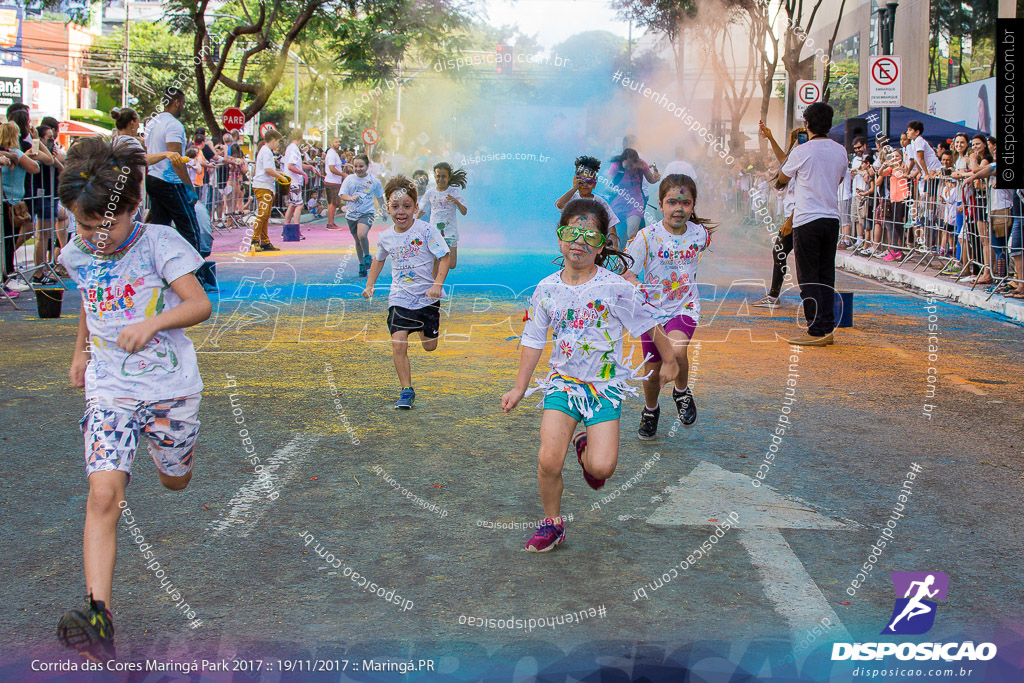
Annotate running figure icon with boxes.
[882,571,949,635]
[888,574,939,631]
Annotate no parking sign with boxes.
[869,55,902,107]
[795,80,822,121]
[362,128,379,146]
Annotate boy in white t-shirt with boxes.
[53,137,212,662]
[363,175,451,409]
[250,130,288,252]
[282,129,312,239]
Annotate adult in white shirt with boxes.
[662,146,697,183]
[777,102,850,346]
[143,87,203,257]
[323,138,345,229]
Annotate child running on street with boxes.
[502,198,677,552]
[340,153,386,277]
[554,156,620,246]
[363,175,451,409]
[54,137,212,661]
[416,162,467,269]
[623,174,716,440]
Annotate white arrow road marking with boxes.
[208,433,322,537]
[647,462,855,642]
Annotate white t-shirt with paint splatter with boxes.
[59,223,205,401]
[374,219,450,310]
[624,220,711,323]
[418,186,464,233]
[520,267,662,416]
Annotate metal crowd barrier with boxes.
[1,163,68,309]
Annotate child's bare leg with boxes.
[669,331,691,390]
[537,409,576,521]
[158,469,193,491]
[448,245,458,269]
[420,329,438,352]
[641,360,662,409]
[582,418,619,481]
[391,331,412,387]
[83,470,127,605]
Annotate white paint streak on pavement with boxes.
[208,433,322,537]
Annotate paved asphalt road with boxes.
[1,215,1021,681]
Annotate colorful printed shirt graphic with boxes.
[418,186,464,233]
[340,173,384,218]
[374,219,450,310]
[624,220,711,323]
[59,223,205,401]
[519,267,661,418]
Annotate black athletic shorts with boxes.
[387,301,441,338]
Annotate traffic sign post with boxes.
[794,80,822,122]
[259,122,277,138]
[221,107,245,132]
[389,120,404,137]
[869,56,901,107]
[869,55,901,147]
[362,127,379,148]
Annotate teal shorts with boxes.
[542,391,621,426]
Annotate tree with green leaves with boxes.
[161,0,471,135]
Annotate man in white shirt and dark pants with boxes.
[777,102,850,347]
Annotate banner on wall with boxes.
[0,4,22,67]
[926,77,995,135]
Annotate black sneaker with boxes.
[673,388,697,427]
[260,243,281,252]
[638,406,660,441]
[57,595,116,663]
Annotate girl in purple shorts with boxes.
[623,174,716,440]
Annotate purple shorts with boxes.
[640,314,697,363]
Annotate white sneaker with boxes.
[752,295,779,308]
[5,280,30,291]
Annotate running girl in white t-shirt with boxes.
[416,162,467,269]
[363,175,450,409]
[502,198,678,553]
[623,174,716,440]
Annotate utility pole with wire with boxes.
[120,4,130,108]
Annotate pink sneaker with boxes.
[574,431,606,489]
[525,518,565,552]
[883,250,896,261]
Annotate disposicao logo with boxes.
[882,571,948,635]
[832,571,997,662]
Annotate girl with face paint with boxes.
[502,198,678,553]
[622,174,717,440]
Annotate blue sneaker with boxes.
[395,387,415,409]
[525,518,565,553]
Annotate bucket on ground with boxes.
[35,288,63,318]
[282,224,301,242]
[833,291,854,328]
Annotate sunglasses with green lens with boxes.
[557,225,606,248]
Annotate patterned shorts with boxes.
[80,394,201,483]
[287,185,304,207]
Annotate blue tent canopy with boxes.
[828,106,986,150]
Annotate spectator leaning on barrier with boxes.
[0,121,40,298]
[27,123,66,286]
[776,102,849,347]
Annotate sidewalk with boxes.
[836,252,1024,325]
